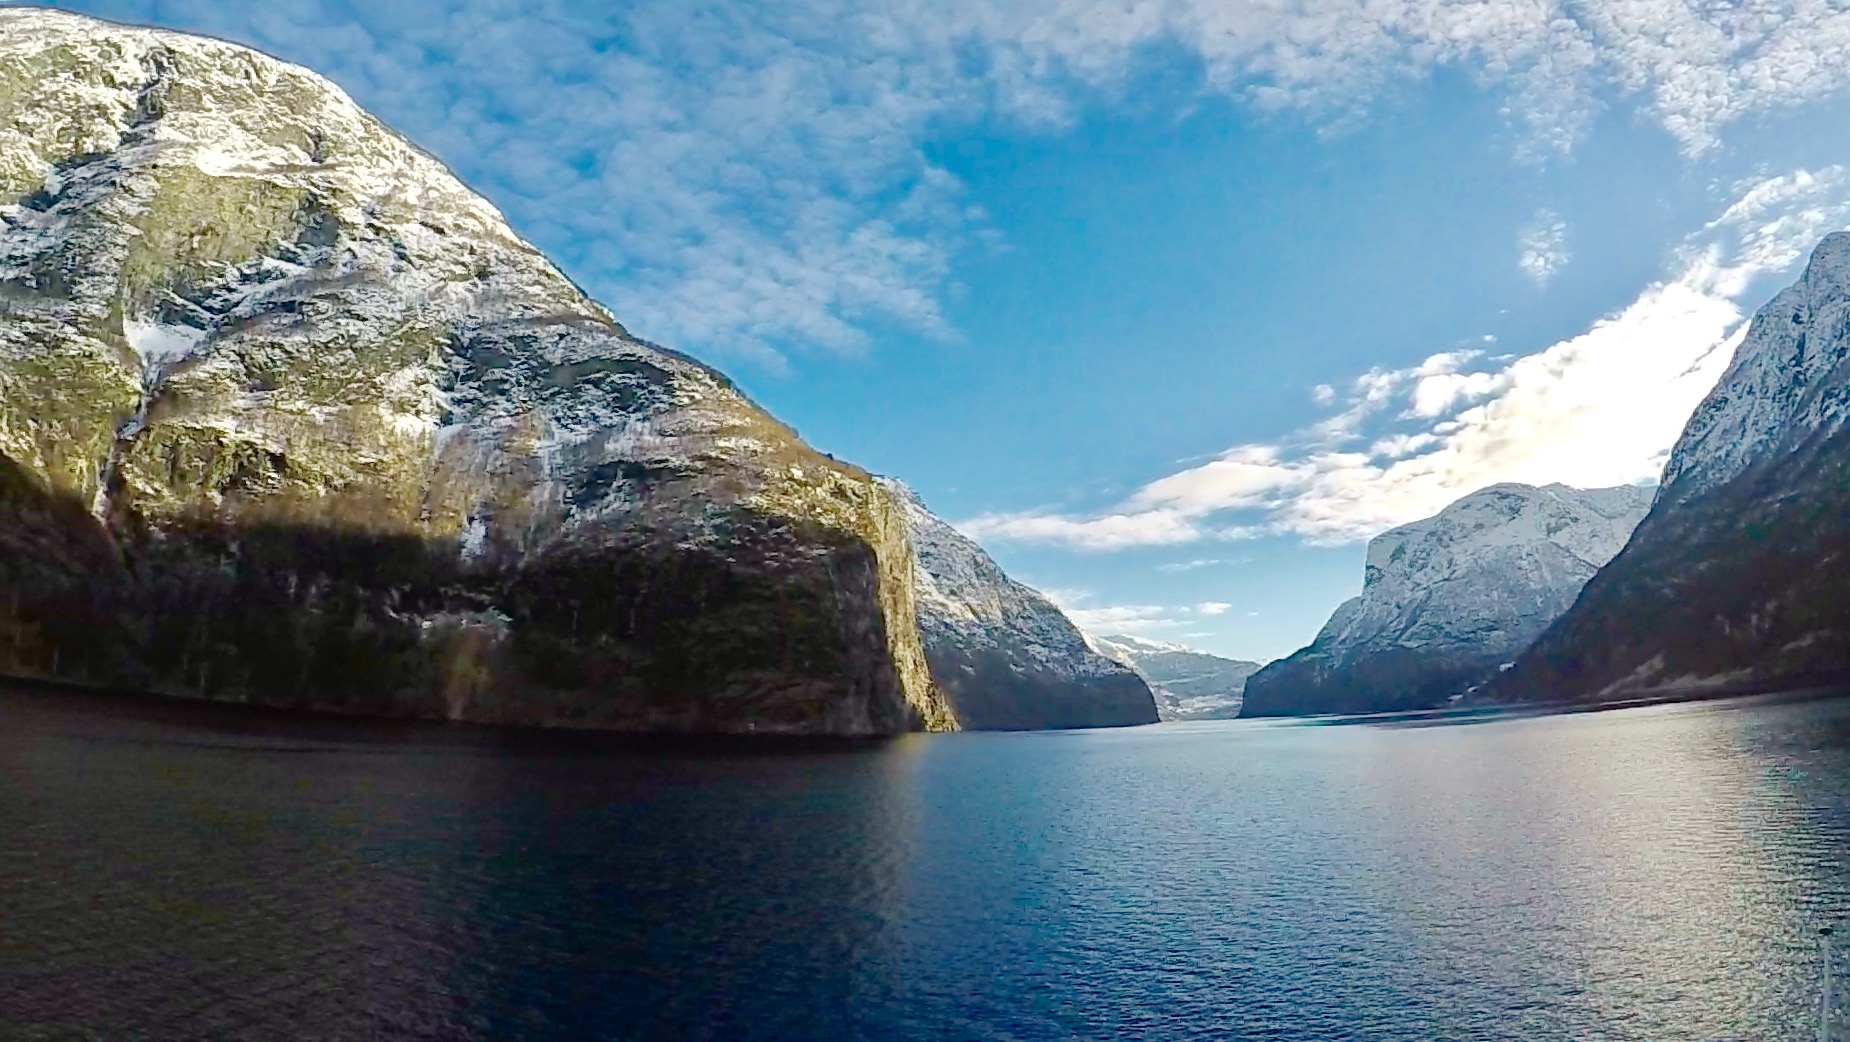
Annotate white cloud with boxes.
[967,167,1850,547]
[44,0,1850,365]
[1064,604,1178,632]
[1156,557,1248,572]
[958,508,1209,550]
[966,0,1850,156]
[1699,168,1850,288]
[1043,589,1233,635]
[1408,369,1510,419]
[1519,210,1570,286]
[1042,589,1187,634]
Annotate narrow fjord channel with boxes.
[5,685,1850,1041]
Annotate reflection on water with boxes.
[4,686,1850,1040]
[1341,706,1827,1038]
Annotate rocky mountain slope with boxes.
[1241,483,1652,716]
[1086,633,1258,720]
[1500,233,1850,703]
[0,10,956,735]
[884,482,1157,729]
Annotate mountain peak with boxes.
[1362,483,1653,593]
[1092,633,1192,655]
[1657,230,1850,505]
[1502,232,1850,703]
[0,13,960,735]
[1243,481,1650,716]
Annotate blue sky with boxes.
[24,0,1850,662]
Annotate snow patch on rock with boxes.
[883,479,1130,681]
[1660,232,1850,504]
[122,319,207,371]
[1330,482,1654,656]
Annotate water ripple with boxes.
[4,688,1850,1039]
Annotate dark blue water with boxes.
[5,686,1850,1040]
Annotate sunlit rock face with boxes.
[1502,233,1850,704]
[0,10,955,735]
[1241,483,1652,716]
[884,481,1158,730]
[1086,633,1258,721]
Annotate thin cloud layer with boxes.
[1519,211,1570,286]
[963,168,1850,549]
[34,0,1850,364]
[1044,589,1229,637]
[1156,557,1249,573]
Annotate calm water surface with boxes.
[5,686,1850,1040]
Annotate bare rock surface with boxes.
[885,481,1157,729]
[0,10,954,734]
[1501,233,1850,704]
[1242,483,1651,716]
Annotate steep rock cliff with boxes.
[0,10,954,735]
[884,481,1157,729]
[1501,234,1850,703]
[1241,483,1651,716]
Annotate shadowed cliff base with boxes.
[0,677,920,757]
[926,646,1159,730]
[1239,646,1501,718]
[0,456,936,735]
[1497,432,1850,705]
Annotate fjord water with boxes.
[5,690,1850,1041]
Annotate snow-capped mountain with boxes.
[0,11,955,735]
[1502,232,1850,702]
[1085,633,1259,720]
[1657,233,1850,507]
[884,481,1157,729]
[1241,482,1653,716]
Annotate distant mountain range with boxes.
[1241,483,1652,716]
[1085,634,1258,720]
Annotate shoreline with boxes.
[0,673,911,755]
[1272,681,1850,727]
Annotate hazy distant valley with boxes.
[1085,633,1258,720]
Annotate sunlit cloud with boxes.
[1046,589,1242,636]
[958,509,1212,551]
[964,167,1850,548]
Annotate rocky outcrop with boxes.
[884,481,1157,729]
[1500,233,1850,703]
[1086,633,1258,720]
[1241,483,1652,716]
[0,11,955,735]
